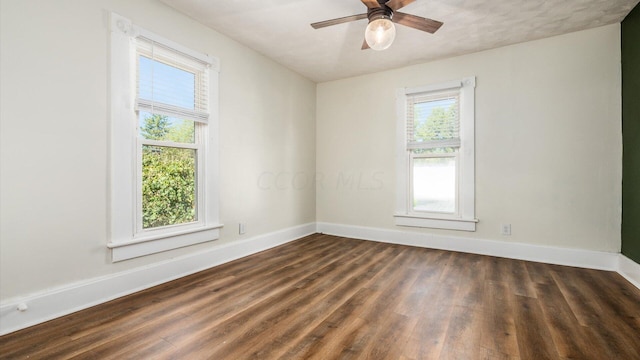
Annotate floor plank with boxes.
[1,234,639,360]
[480,281,520,358]
[512,295,560,360]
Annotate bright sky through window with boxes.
[138,56,197,139]
[138,56,196,109]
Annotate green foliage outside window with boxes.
[414,105,457,143]
[412,103,458,156]
[141,114,197,229]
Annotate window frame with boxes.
[108,13,222,261]
[394,77,477,231]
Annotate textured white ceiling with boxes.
[161,0,638,82]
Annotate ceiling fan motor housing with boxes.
[367,4,393,22]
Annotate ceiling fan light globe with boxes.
[365,18,396,51]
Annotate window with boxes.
[394,77,477,231]
[108,13,221,261]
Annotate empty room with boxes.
[1,0,640,358]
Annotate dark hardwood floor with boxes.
[1,234,639,359]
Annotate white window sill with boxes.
[394,214,477,231]
[108,224,223,262]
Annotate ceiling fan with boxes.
[311,0,443,51]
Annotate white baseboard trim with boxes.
[2,221,638,336]
[617,254,640,290]
[317,222,620,271]
[0,222,315,336]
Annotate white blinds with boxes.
[406,90,460,150]
[135,36,210,123]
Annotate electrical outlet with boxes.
[501,224,511,236]
[239,223,246,235]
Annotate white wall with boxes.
[0,0,623,317]
[317,25,622,253]
[0,0,316,301]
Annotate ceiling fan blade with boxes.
[393,12,443,33]
[385,0,415,11]
[361,0,381,8]
[311,13,368,29]
[361,39,370,50]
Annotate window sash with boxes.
[407,138,461,150]
[140,138,199,150]
[136,99,209,124]
[135,106,205,234]
[135,135,205,235]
